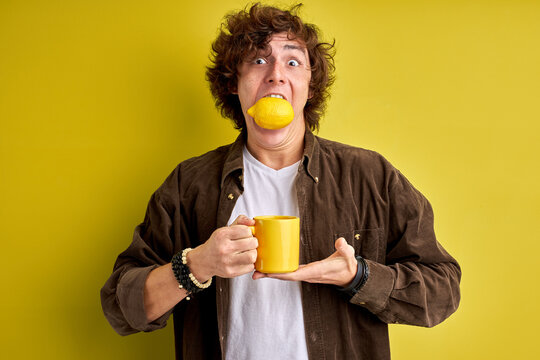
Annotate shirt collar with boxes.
[220,132,246,188]
[220,129,321,187]
[302,129,320,183]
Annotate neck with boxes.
[246,127,305,170]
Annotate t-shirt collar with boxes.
[220,129,320,187]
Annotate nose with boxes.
[266,62,286,84]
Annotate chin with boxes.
[252,126,291,147]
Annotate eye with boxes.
[254,58,267,65]
[288,59,300,67]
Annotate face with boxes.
[235,33,312,150]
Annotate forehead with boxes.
[256,32,308,57]
[269,32,306,46]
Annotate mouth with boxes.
[263,93,287,101]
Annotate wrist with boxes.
[186,245,213,283]
[340,260,358,287]
[171,248,213,300]
[335,256,369,299]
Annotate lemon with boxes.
[247,97,294,130]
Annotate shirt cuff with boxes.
[350,259,395,313]
[116,265,172,332]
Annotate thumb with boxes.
[335,237,354,258]
[232,215,255,226]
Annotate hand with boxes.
[187,215,257,281]
[253,237,357,287]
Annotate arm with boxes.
[143,263,188,323]
[353,169,461,327]
[264,169,461,328]
[101,168,257,334]
[144,216,257,323]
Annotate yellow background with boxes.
[1,0,539,358]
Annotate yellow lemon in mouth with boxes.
[247,97,294,130]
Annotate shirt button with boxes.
[227,193,234,200]
[355,234,360,240]
[314,176,319,183]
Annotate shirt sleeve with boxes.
[100,169,181,335]
[350,168,461,328]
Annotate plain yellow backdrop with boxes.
[1,0,539,358]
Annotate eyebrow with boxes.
[247,43,307,62]
[282,44,308,60]
[283,44,306,52]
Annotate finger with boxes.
[335,237,355,259]
[231,215,248,225]
[230,263,256,278]
[252,271,268,280]
[265,272,298,281]
[232,249,258,265]
[227,224,254,239]
[266,263,320,282]
[232,215,255,226]
[229,237,258,253]
[327,238,348,259]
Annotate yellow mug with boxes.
[249,215,300,273]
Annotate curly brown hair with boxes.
[206,2,335,132]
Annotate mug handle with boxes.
[248,226,256,236]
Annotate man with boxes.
[101,4,461,360]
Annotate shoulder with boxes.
[315,136,396,178]
[315,136,427,205]
[178,143,233,173]
[155,142,235,200]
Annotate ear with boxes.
[307,82,314,99]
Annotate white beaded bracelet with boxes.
[181,248,212,289]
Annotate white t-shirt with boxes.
[224,147,309,360]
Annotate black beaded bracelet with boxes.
[336,256,369,299]
[171,248,212,300]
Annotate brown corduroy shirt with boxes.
[101,131,461,360]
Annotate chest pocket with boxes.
[334,228,384,263]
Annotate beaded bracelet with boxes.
[171,248,212,300]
